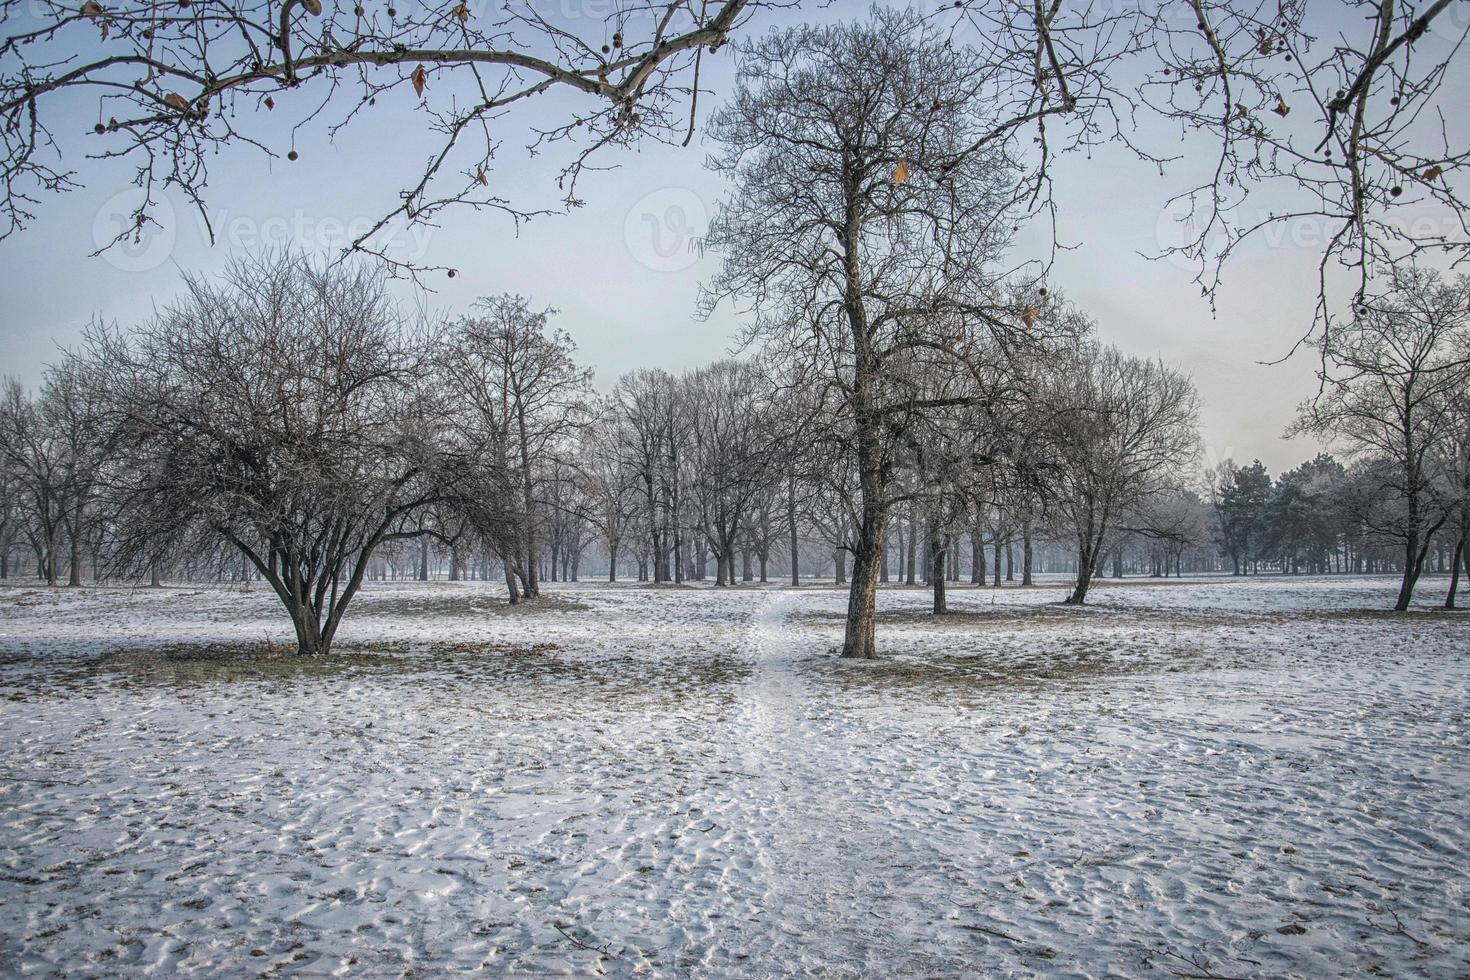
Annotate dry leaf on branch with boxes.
[475,170,488,186]
[1271,97,1290,117]
[1423,164,1443,182]
[163,92,189,111]
[452,2,469,22]
[301,0,322,14]
[411,65,428,97]
[893,159,909,186]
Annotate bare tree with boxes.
[436,295,589,599]
[1441,385,1470,608]
[701,10,1044,658]
[89,251,446,654]
[0,378,72,584]
[1,0,768,271]
[572,399,641,583]
[1293,266,1470,610]
[612,367,686,583]
[687,359,776,586]
[1041,345,1202,605]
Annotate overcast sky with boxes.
[2,1,1465,476]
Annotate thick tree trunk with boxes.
[842,511,886,659]
[1395,531,1420,612]
[929,524,946,615]
[608,541,619,582]
[1067,540,1097,605]
[1440,531,1464,608]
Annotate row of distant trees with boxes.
[0,247,1207,656]
[2,253,1466,655]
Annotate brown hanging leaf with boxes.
[163,92,189,111]
[264,95,275,110]
[1021,306,1039,328]
[1271,97,1290,117]
[411,65,427,98]
[80,0,103,16]
[1256,31,1272,55]
[893,159,909,186]
[475,169,488,186]
[1423,164,1443,182]
[452,2,469,22]
[99,19,109,39]
[301,0,322,14]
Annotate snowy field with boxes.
[1,576,1467,978]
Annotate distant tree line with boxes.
[2,247,1463,658]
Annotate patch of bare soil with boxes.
[353,590,588,618]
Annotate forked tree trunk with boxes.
[504,558,521,605]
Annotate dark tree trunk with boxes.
[1022,523,1034,586]
[504,561,521,605]
[929,523,947,615]
[788,471,800,587]
[1448,534,1467,610]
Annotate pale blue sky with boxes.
[2,1,1465,476]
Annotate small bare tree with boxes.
[0,379,72,584]
[89,251,446,654]
[1041,345,1202,605]
[436,295,589,599]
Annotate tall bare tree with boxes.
[701,10,1047,658]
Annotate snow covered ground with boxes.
[0,575,1466,977]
